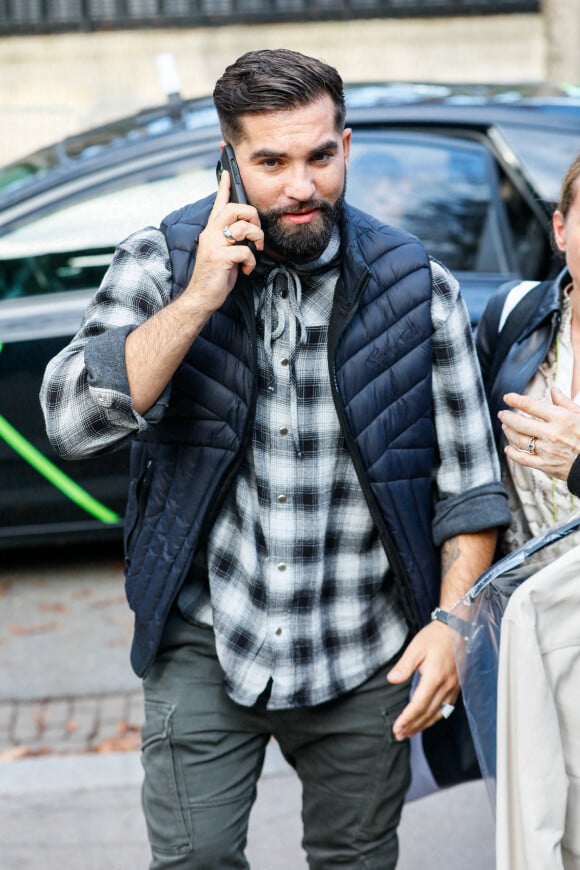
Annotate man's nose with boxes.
[283,167,316,201]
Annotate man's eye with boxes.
[313,152,332,164]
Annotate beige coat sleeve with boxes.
[496,542,580,870]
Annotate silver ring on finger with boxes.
[439,702,455,719]
[223,225,236,243]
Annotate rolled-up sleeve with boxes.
[40,227,173,459]
[430,259,511,545]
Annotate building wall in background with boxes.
[0,14,544,165]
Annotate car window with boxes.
[0,162,216,301]
[347,131,508,272]
[495,166,551,280]
[497,124,580,205]
[0,130,531,305]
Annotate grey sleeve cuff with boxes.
[85,325,169,423]
[432,481,511,547]
[85,325,134,396]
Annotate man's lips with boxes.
[282,209,319,225]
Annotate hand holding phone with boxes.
[216,144,258,258]
[217,143,250,205]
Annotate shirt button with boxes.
[277,562,287,572]
[279,427,289,436]
[277,494,287,504]
[275,627,282,636]
[280,358,289,367]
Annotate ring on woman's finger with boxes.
[223,225,236,243]
[439,703,455,719]
[528,436,537,455]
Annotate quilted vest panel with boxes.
[333,207,436,626]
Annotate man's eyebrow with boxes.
[311,140,340,154]
[249,140,340,161]
[249,148,286,160]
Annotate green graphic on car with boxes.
[0,342,121,525]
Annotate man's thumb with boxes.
[387,653,414,684]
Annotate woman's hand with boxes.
[499,388,580,481]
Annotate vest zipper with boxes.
[124,457,153,569]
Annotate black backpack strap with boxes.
[478,281,545,392]
[477,281,522,389]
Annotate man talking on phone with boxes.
[41,49,509,869]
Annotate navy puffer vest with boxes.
[125,195,438,677]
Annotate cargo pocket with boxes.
[357,684,411,841]
[141,698,192,856]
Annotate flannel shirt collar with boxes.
[254,226,341,455]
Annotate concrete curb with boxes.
[0,736,294,796]
[0,750,143,794]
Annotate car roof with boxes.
[2,81,580,212]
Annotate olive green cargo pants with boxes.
[141,609,411,869]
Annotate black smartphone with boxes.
[216,144,258,257]
[217,143,249,204]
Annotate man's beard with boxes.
[259,189,345,263]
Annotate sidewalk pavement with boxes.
[0,545,495,869]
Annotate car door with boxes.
[0,149,217,546]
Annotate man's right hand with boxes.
[186,168,264,316]
[125,170,263,416]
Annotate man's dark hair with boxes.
[213,49,346,144]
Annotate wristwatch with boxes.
[430,606,450,625]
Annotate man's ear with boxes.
[342,127,352,170]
